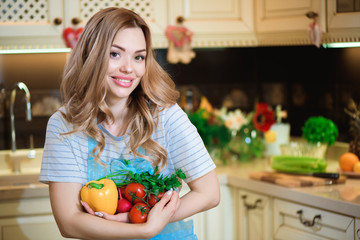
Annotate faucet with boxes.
[10,82,32,152]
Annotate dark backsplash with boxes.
[1,46,359,150]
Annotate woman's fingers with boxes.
[80,200,95,215]
[94,211,130,222]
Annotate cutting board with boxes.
[249,171,346,188]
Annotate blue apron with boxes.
[87,137,197,240]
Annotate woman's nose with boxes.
[120,57,133,73]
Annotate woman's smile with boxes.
[112,75,135,88]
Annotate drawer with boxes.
[273,198,354,240]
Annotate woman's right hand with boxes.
[81,200,130,223]
[144,189,180,236]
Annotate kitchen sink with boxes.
[0,149,47,200]
[0,149,43,187]
[0,148,43,175]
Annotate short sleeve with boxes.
[39,110,88,185]
[164,104,216,183]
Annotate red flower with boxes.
[253,103,275,132]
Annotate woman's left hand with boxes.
[81,200,129,222]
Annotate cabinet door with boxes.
[168,0,255,47]
[70,0,168,48]
[273,198,354,240]
[255,0,326,32]
[0,0,64,48]
[181,182,236,240]
[237,189,272,240]
[0,215,65,240]
[327,0,360,29]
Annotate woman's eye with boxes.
[135,55,145,62]
[110,52,120,58]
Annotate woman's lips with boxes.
[112,76,134,88]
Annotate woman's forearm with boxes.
[171,170,220,222]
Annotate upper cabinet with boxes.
[0,0,64,49]
[0,0,359,50]
[254,0,326,46]
[167,0,257,47]
[326,0,360,43]
[0,0,168,49]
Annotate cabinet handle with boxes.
[53,18,62,25]
[296,210,321,227]
[241,195,262,210]
[356,228,360,239]
[71,17,81,25]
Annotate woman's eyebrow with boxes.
[112,44,146,53]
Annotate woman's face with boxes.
[106,27,146,104]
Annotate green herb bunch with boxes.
[99,166,186,194]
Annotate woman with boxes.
[40,7,220,239]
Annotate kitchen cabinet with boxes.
[237,189,272,240]
[0,0,168,49]
[255,0,326,46]
[325,0,360,44]
[0,197,65,240]
[1,0,359,50]
[182,179,236,240]
[327,0,360,29]
[0,0,64,49]
[273,198,355,240]
[167,0,257,47]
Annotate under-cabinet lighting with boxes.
[322,42,360,48]
[0,48,71,54]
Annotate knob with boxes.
[241,195,262,210]
[71,17,81,25]
[296,210,321,227]
[53,18,62,25]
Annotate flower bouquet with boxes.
[188,99,276,164]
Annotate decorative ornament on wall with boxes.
[62,18,83,49]
[306,11,322,48]
[166,16,196,64]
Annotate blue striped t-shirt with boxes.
[39,103,216,185]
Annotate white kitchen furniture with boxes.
[1,0,359,49]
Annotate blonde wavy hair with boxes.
[60,7,179,168]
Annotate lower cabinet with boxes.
[0,197,65,240]
[237,189,272,240]
[183,182,237,240]
[188,182,359,240]
[273,199,354,240]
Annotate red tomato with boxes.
[148,191,165,207]
[129,202,150,223]
[124,183,146,204]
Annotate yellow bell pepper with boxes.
[80,178,118,215]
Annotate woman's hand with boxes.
[144,189,180,236]
[81,200,129,222]
[81,189,180,228]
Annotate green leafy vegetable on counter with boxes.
[271,155,328,174]
[302,116,338,146]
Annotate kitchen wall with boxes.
[0,46,359,150]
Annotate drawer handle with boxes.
[296,210,321,227]
[241,195,262,210]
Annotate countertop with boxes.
[215,158,360,218]
[1,153,359,218]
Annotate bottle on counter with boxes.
[265,105,290,156]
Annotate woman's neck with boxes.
[103,99,130,137]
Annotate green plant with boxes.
[302,116,338,146]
